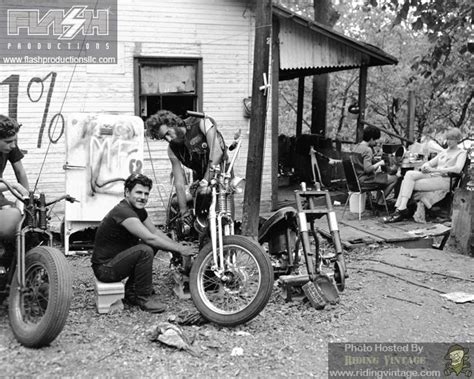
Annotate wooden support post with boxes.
[356,66,367,143]
[242,0,272,237]
[311,75,328,136]
[448,189,474,256]
[296,76,304,137]
[271,17,280,211]
[407,90,416,144]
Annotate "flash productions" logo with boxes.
[7,6,109,40]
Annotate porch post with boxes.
[407,90,416,144]
[296,76,305,137]
[356,66,367,143]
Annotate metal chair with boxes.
[447,156,471,192]
[309,146,345,189]
[341,155,389,220]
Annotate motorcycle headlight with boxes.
[230,177,245,193]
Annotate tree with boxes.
[311,0,340,136]
[328,0,472,142]
[364,0,472,138]
[277,0,472,143]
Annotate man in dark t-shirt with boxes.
[92,173,194,313]
[0,115,29,266]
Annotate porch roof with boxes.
[272,4,398,81]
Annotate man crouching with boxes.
[91,173,195,313]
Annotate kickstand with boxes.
[172,271,191,300]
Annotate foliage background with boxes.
[277,0,472,145]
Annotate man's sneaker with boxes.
[135,296,167,313]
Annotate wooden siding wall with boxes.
[0,0,275,228]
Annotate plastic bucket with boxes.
[349,193,366,213]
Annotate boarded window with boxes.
[140,65,196,95]
[135,58,202,119]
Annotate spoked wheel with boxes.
[8,246,72,348]
[190,235,273,326]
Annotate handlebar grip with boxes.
[229,141,238,151]
[186,110,205,118]
[0,179,27,202]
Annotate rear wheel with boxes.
[8,246,72,348]
[190,235,273,326]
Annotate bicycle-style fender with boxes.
[258,206,298,244]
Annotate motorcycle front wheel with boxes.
[8,246,72,348]
[190,235,273,326]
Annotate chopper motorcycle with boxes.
[164,111,273,326]
[0,178,75,347]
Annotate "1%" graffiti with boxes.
[1,72,64,148]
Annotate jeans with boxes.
[93,244,154,298]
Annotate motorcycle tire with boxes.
[190,235,273,326]
[8,246,72,348]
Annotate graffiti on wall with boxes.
[0,72,64,148]
[69,114,143,196]
[65,113,144,222]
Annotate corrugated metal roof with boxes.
[273,4,398,80]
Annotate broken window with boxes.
[135,58,202,120]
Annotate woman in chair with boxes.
[384,128,467,223]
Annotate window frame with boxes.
[133,56,203,118]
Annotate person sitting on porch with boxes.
[384,128,467,223]
[353,125,398,207]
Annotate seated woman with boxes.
[384,128,467,223]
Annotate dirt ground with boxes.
[1,243,473,378]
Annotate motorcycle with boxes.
[165,111,274,326]
[258,183,347,307]
[0,179,75,347]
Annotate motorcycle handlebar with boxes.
[186,110,205,118]
[45,194,79,207]
[186,110,217,128]
[0,179,78,206]
[0,178,27,202]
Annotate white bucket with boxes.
[349,193,366,213]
